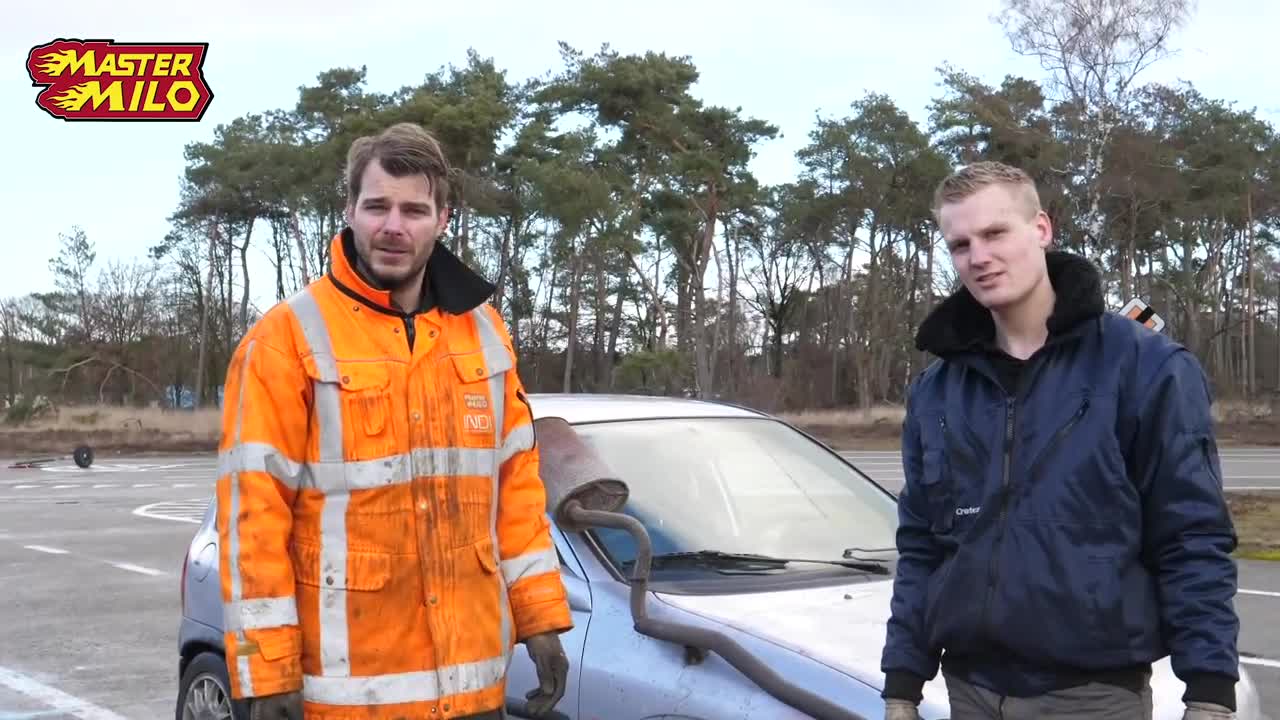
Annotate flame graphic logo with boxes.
[36,49,77,77]
[49,82,93,111]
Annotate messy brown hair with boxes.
[345,122,452,210]
[932,161,1041,221]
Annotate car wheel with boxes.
[177,651,247,720]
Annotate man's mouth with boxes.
[976,271,1003,284]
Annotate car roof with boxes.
[525,393,768,425]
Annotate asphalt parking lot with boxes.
[0,451,1275,718]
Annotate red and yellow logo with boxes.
[27,38,213,121]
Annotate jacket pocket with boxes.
[1084,554,1124,647]
[335,361,398,462]
[448,345,513,450]
[446,536,507,657]
[918,415,955,534]
[291,540,392,591]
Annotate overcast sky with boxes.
[5,0,1276,311]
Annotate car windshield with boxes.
[570,416,899,573]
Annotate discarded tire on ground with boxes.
[73,445,94,468]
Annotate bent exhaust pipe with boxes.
[535,416,867,720]
[560,500,867,720]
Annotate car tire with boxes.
[176,651,249,720]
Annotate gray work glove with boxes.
[1184,702,1235,720]
[884,698,920,720]
[522,631,570,717]
[248,690,303,720]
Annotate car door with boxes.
[503,523,591,720]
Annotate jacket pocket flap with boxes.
[451,345,513,383]
[474,537,498,575]
[333,361,391,392]
[291,542,392,591]
[256,631,300,661]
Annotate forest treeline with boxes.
[5,0,1279,421]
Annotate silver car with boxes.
[177,393,1265,720]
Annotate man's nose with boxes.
[968,239,992,265]
[382,206,405,233]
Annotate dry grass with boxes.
[779,405,907,427]
[1228,493,1280,561]
[21,405,224,433]
[0,405,222,455]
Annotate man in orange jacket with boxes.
[215,122,574,720]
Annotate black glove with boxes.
[248,690,303,720]
[522,632,570,717]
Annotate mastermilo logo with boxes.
[27,38,212,121]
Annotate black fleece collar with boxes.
[335,227,494,316]
[915,250,1106,357]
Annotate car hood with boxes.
[652,578,1262,720]
[653,578,951,711]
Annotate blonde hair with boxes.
[932,161,1041,220]
[346,122,452,209]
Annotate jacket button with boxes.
[442,703,450,712]
[341,376,350,384]
[475,368,483,376]
[429,329,437,337]
[326,576,334,585]
[429,595,438,604]
[412,411,421,421]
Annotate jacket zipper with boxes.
[982,394,1017,634]
[402,314,416,351]
[1024,398,1090,481]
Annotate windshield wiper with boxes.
[635,550,890,575]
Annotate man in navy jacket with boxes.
[880,161,1240,720]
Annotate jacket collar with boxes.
[915,250,1106,357]
[327,227,495,316]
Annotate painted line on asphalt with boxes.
[132,501,203,524]
[1241,655,1280,669]
[0,664,128,720]
[1240,589,1280,598]
[110,562,165,577]
[22,545,68,555]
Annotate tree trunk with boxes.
[291,210,311,286]
[605,280,625,391]
[239,221,254,338]
[1246,191,1256,397]
[562,242,582,394]
[592,249,607,390]
[194,226,216,408]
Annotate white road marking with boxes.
[110,562,164,577]
[50,485,77,490]
[1241,655,1280,669]
[0,664,129,720]
[13,485,38,489]
[132,500,206,524]
[1240,588,1280,598]
[23,545,68,555]
[130,483,157,488]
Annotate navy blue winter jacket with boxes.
[880,251,1240,710]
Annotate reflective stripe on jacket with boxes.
[216,231,572,719]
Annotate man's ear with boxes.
[1035,210,1053,249]
[344,201,354,227]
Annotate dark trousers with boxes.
[944,672,1153,720]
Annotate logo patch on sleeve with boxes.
[463,393,489,410]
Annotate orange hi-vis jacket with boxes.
[216,229,572,719]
